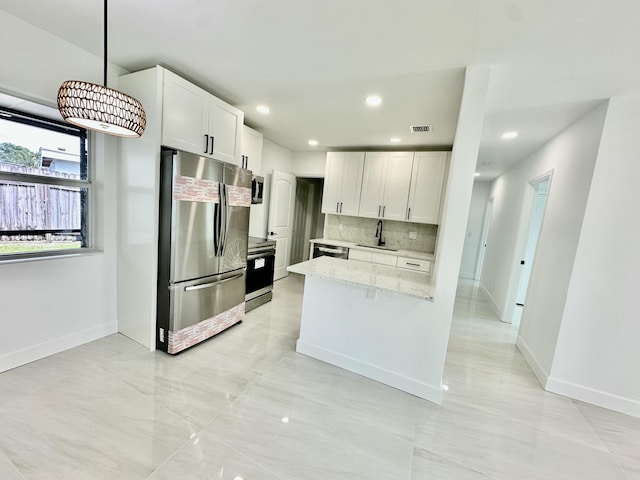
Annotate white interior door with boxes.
[515,179,549,305]
[268,170,296,280]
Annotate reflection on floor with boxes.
[0,275,638,479]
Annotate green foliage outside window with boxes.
[0,142,40,168]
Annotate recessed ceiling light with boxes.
[365,95,382,107]
[308,139,318,146]
[390,137,401,143]
[474,172,481,177]
[256,105,270,114]
[501,131,518,139]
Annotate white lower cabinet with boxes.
[348,249,398,267]
[348,249,372,262]
[372,252,398,266]
[397,256,431,273]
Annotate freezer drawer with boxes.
[156,269,246,352]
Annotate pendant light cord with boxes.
[103,0,108,87]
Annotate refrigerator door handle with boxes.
[213,201,222,256]
[220,183,230,256]
[184,272,244,291]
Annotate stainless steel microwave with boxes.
[251,175,264,204]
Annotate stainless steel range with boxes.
[245,236,276,312]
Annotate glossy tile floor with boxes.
[1,276,639,479]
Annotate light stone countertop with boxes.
[288,256,435,300]
[309,238,434,261]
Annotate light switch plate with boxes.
[409,231,417,240]
[339,224,344,231]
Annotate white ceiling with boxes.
[1,0,639,179]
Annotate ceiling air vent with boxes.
[410,125,432,133]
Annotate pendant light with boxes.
[57,0,146,137]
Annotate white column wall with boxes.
[459,181,491,279]
[0,11,120,371]
[547,97,640,417]
[430,65,491,374]
[481,102,607,380]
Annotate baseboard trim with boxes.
[479,282,503,319]
[0,321,118,373]
[296,340,443,404]
[516,335,549,388]
[546,377,640,419]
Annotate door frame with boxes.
[502,170,553,324]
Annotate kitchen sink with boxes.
[356,244,398,252]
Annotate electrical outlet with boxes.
[408,231,417,240]
[339,224,343,231]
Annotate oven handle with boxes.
[248,250,276,261]
[248,245,276,255]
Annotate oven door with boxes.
[246,247,275,298]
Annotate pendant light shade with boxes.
[58,80,146,137]
[57,0,146,138]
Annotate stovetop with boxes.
[248,236,276,251]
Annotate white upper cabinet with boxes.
[321,152,365,216]
[407,152,448,224]
[162,70,209,155]
[162,68,243,165]
[208,96,243,165]
[359,152,386,218]
[359,152,413,221]
[241,125,264,174]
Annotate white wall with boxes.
[249,139,294,237]
[292,151,326,177]
[481,102,607,379]
[459,181,491,279]
[0,11,120,371]
[547,97,640,417]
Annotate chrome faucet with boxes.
[375,220,385,247]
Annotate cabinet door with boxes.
[359,152,387,218]
[162,70,209,155]
[407,152,448,224]
[321,153,344,214]
[209,96,244,165]
[241,125,263,174]
[381,152,413,221]
[338,152,365,216]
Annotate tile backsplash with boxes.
[324,215,437,253]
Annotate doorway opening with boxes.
[510,174,551,325]
[290,178,324,265]
[475,197,494,281]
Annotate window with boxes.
[0,104,89,258]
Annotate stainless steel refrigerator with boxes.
[156,148,251,354]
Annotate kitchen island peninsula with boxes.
[287,256,448,404]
